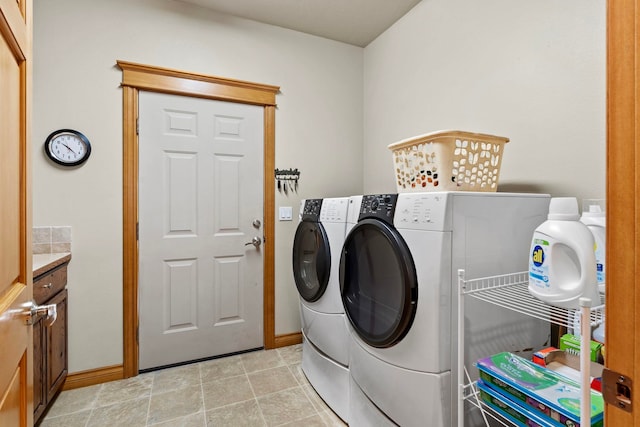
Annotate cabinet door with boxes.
[46,289,68,402]
[32,315,46,423]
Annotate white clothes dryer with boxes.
[340,192,551,427]
[292,197,351,422]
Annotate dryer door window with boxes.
[340,219,418,348]
[292,221,331,302]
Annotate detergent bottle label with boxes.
[529,237,549,289]
[593,240,605,286]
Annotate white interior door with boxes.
[138,91,264,370]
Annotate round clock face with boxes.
[44,129,91,166]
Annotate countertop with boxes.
[33,252,72,277]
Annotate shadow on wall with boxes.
[499,182,592,198]
[498,183,551,194]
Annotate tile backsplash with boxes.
[33,226,71,254]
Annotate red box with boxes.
[532,346,557,367]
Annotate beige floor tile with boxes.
[202,375,254,410]
[147,411,207,427]
[276,344,302,366]
[42,345,335,427]
[287,363,308,386]
[257,387,317,426]
[301,383,331,413]
[97,373,154,406]
[147,385,203,425]
[152,363,201,395]
[318,409,348,426]
[44,383,102,417]
[241,350,284,373]
[278,413,327,426]
[86,397,149,427]
[39,410,91,427]
[205,400,265,427]
[199,355,245,384]
[247,366,298,397]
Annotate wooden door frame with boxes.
[117,61,279,377]
[606,0,639,424]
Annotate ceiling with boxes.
[176,0,421,47]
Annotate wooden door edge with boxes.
[606,0,639,424]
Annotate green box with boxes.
[559,334,602,363]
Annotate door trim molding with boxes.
[274,332,302,348]
[117,61,279,378]
[62,365,124,391]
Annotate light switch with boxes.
[279,206,293,221]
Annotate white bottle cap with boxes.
[582,199,606,218]
[592,322,605,343]
[548,197,580,221]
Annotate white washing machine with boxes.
[340,192,551,427]
[292,197,351,422]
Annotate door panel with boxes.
[0,18,21,296]
[0,360,24,427]
[138,91,264,370]
[164,259,197,331]
[165,153,197,234]
[0,0,32,424]
[46,289,67,401]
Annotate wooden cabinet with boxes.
[33,261,69,425]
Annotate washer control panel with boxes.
[359,194,398,224]
[320,197,349,223]
[302,198,323,221]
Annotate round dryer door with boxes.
[292,220,331,302]
[340,218,418,348]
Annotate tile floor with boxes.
[39,344,347,427]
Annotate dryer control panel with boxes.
[394,193,451,231]
[302,198,323,222]
[359,194,398,225]
[320,197,349,223]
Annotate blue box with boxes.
[477,380,556,427]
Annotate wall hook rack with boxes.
[275,168,300,194]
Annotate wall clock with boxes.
[44,129,92,167]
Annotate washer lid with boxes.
[292,220,331,302]
[340,218,418,348]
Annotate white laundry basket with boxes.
[388,130,509,192]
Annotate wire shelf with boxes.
[457,270,605,427]
[460,271,605,329]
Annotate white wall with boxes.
[33,0,363,372]
[33,0,606,374]
[363,0,605,200]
